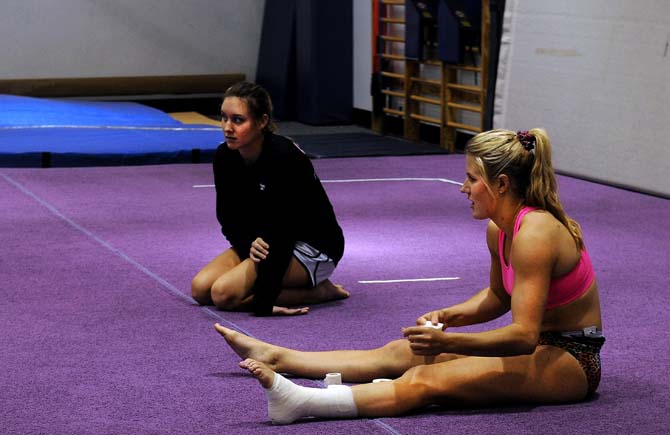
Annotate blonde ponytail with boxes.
[466,128,584,249]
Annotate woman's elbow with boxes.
[517,342,537,355]
[513,328,540,355]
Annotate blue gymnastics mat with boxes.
[0,95,222,167]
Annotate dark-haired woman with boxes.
[214,128,605,424]
[192,82,348,316]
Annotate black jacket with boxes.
[213,133,344,315]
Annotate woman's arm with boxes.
[250,148,309,315]
[417,221,510,327]
[423,286,509,328]
[408,218,555,357]
[214,146,255,253]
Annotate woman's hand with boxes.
[416,309,446,327]
[402,325,447,356]
[250,237,270,263]
[272,305,309,316]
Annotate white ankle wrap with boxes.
[265,373,358,425]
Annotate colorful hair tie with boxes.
[516,130,535,151]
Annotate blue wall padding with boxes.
[439,0,481,63]
[438,1,461,63]
[256,0,297,120]
[256,0,352,125]
[405,0,423,61]
[295,0,352,125]
[405,0,481,64]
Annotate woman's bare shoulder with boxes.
[486,220,501,252]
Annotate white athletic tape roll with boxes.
[424,320,444,329]
[324,372,342,387]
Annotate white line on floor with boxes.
[193,177,463,188]
[359,277,460,284]
[324,177,462,186]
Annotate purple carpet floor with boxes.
[1,154,668,434]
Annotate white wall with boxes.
[0,0,265,81]
[1,0,375,109]
[353,0,372,111]
[495,0,670,197]
[2,0,374,109]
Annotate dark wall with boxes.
[256,0,353,125]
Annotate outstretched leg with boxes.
[215,323,429,382]
[353,345,589,416]
[239,346,590,424]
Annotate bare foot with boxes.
[240,358,275,388]
[214,323,281,369]
[315,280,350,302]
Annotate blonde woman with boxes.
[215,128,604,423]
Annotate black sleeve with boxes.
[213,146,254,255]
[250,238,295,315]
[250,148,308,315]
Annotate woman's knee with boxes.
[381,339,410,356]
[210,281,244,310]
[396,365,448,403]
[191,274,212,305]
[375,339,415,373]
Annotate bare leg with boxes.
[239,347,589,423]
[352,346,589,417]
[193,250,348,310]
[240,357,425,423]
[215,324,440,382]
[191,248,245,305]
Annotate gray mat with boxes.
[291,132,450,158]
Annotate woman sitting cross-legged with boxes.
[214,128,605,424]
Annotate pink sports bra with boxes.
[498,207,595,309]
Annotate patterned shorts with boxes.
[292,241,335,288]
[539,329,606,397]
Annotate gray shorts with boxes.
[293,241,335,288]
